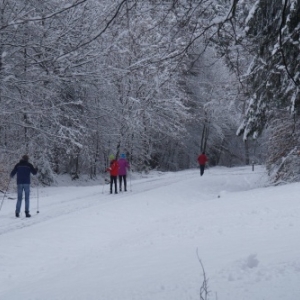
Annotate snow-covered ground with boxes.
[1,166,300,300]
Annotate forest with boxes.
[0,0,299,185]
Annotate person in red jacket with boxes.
[106,155,119,194]
[197,151,208,176]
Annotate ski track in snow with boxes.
[0,170,201,236]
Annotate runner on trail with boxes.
[197,152,208,176]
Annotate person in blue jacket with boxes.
[10,155,38,218]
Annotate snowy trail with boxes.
[1,166,300,300]
[0,166,258,236]
[0,170,197,236]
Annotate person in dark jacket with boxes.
[197,151,208,176]
[10,155,38,217]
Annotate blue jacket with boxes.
[10,159,38,184]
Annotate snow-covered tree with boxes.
[0,0,255,183]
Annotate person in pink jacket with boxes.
[118,153,130,192]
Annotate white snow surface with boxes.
[1,166,300,300]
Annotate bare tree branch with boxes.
[0,0,87,31]
[196,249,210,300]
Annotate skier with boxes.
[118,153,130,192]
[197,151,208,176]
[10,155,38,217]
[106,154,119,194]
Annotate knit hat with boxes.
[109,154,115,161]
[120,153,126,159]
[22,155,29,161]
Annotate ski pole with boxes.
[0,178,11,212]
[36,178,40,213]
[102,175,106,194]
[129,171,132,192]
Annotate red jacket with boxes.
[197,154,207,165]
[107,160,119,176]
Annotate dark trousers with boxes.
[110,176,117,193]
[200,165,205,176]
[119,175,127,191]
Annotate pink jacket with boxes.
[118,158,129,176]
